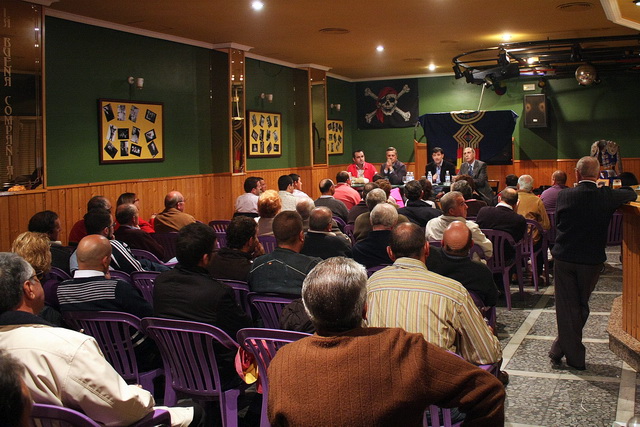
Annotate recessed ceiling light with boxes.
[502,33,512,41]
[376,45,384,52]
[252,1,264,11]
[428,64,437,71]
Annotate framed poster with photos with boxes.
[247,110,281,157]
[327,119,344,155]
[99,99,164,164]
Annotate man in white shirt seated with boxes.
[234,176,262,217]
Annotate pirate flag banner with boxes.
[418,110,518,170]
[356,79,419,129]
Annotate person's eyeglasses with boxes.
[31,271,44,282]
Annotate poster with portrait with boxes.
[99,99,164,164]
[247,111,282,157]
[327,119,344,155]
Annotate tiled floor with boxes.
[497,247,635,427]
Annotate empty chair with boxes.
[151,232,179,260]
[606,210,623,247]
[236,328,311,427]
[218,279,252,319]
[131,248,162,265]
[209,220,232,233]
[258,235,277,254]
[62,311,163,395]
[521,219,549,291]
[141,317,247,427]
[248,293,296,329]
[131,271,161,306]
[109,269,133,285]
[480,229,524,310]
[30,403,170,427]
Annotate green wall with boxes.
[327,77,356,166]
[45,17,213,186]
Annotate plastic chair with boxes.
[423,406,463,427]
[141,317,247,427]
[218,279,252,319]
[131,248,163,265]
[236,328,311,427]
[258,235,277,254]
[131,271,161,306]
[209,220,232,233]
[366,264,390,278]
[332,216,347,232]
[215,231,228,249]
[343,223,355,245]
[521,219,549,291]
[42,267,72,309]
[468,290,496,332]
[545,210,557,248]
[606,210,623,246]
[109,269,133,285]
[30,403,170,427]
[62,311,163,395]
[248,293,296,329]
[151,232,179,260]
[480,229,524,310]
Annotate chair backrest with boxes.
[141,317,238,401]
[423,406,462,427]
[130,271,161,306]
[343,223,355,245]
[248,293,297,328]
[218,279,252,319]
[545,210,557,245]
[468,290,496,331]
[258,235,277,254]
[607,210,623,246]
[215,231,228,249]
[109,270,132,284]
[332,216,347,232]
[151,232,179,260]
[480,229,520,272]
[30,403,100,427]
[48,266,72,281]
[209,220,231,233]
[62,311,146,384]
[42,267,71,310]
[366,264,390,278]
[131,248,162,265]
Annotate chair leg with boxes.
[220,388,240,427]
[502,270,512,310]
[530,252,539,292]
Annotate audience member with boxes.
[257,189,281,236]
[540,170,568,212]
[314,178,348,221]
[277,175,298,211]
[353,188,408,242]
[367,223,504,369]
[114,204,165,260]
[28,210,71,273]
[619,171,639,187]
[154,223,252,387]
[379,146,407,185]
[288,173,308,198]
[459,147,494,205]
[257,176,267,193]
[234,176,262,218]
[375,177,403,207]
[427,221,499,306]
[549,157,636,370]
[504,174,519,189]
[0,253,195,426]
[300,207,352,259]
[425,191,493,258]
[68,195,111,245]
[0,350,32,427]
[452,179,487,216]
[295,197,315,232]
[347,182,378,224]
[333,171,361,210]
[267,257,505,426]
[116,192,154,233]
[352,203,397,268]
[248,211,321,296]
[516,175,550,278]
[419,177,437,207]
[425,146,455,184]
[398,180,442,227]
[154,191,196,232]
[346,149,377,181]
[208,215,264,281]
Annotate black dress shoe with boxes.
[549,353,562,368]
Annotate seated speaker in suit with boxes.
[459,147,494,205]
[425,147,456,185]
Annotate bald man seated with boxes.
[154,191,196,232]
[427,221,500,307]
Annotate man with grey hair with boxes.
[114,203,165,260]
[459,147,494,204]
[268,257,505,426]
[452,179,487,217]
[0,253,195,426]
[353,188,409,242]
[516,174,550,279]
[425,191,493,258]
[352,203,397,268]
[295,197,315,232]
[549,156,636,370]
[301,207,352,259]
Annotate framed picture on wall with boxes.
[99,99,164,164]
[327,119,344,155]
[247,110,281,157]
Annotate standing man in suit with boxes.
[459,147,494,205]
[425,147,456,185]
[379,146,407,185]
[549,156,636,370]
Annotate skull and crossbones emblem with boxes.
[364,84,411,123]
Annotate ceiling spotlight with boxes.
[376,45,384,52]
[427,64,436,71]
[251,1,264,11]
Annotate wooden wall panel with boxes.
[2,157,639,251]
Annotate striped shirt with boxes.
[367,257,502,365]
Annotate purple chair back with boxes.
[343,223,355,245]
[468,290,497,332]
[607,210,623,246]
[131,271,161,306]
[218,279,252,319]
[366,264,390,278]
[209,220,232,233]
[332,216,347,232]
[151,232,179,260]
[215,231,228,249]
[131,248,162,265]
[42,267,71,310]
[236,328,311,427]
[248,293,296,329]
[258,235,277,254]
[141,317,245,427]
[423,406,463,427]
[30,403,170,427]
[545,210,557,247]
[62,311,162,395]
[480,229,523,310]
[522,219,549,291]
[109,270,132,285]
